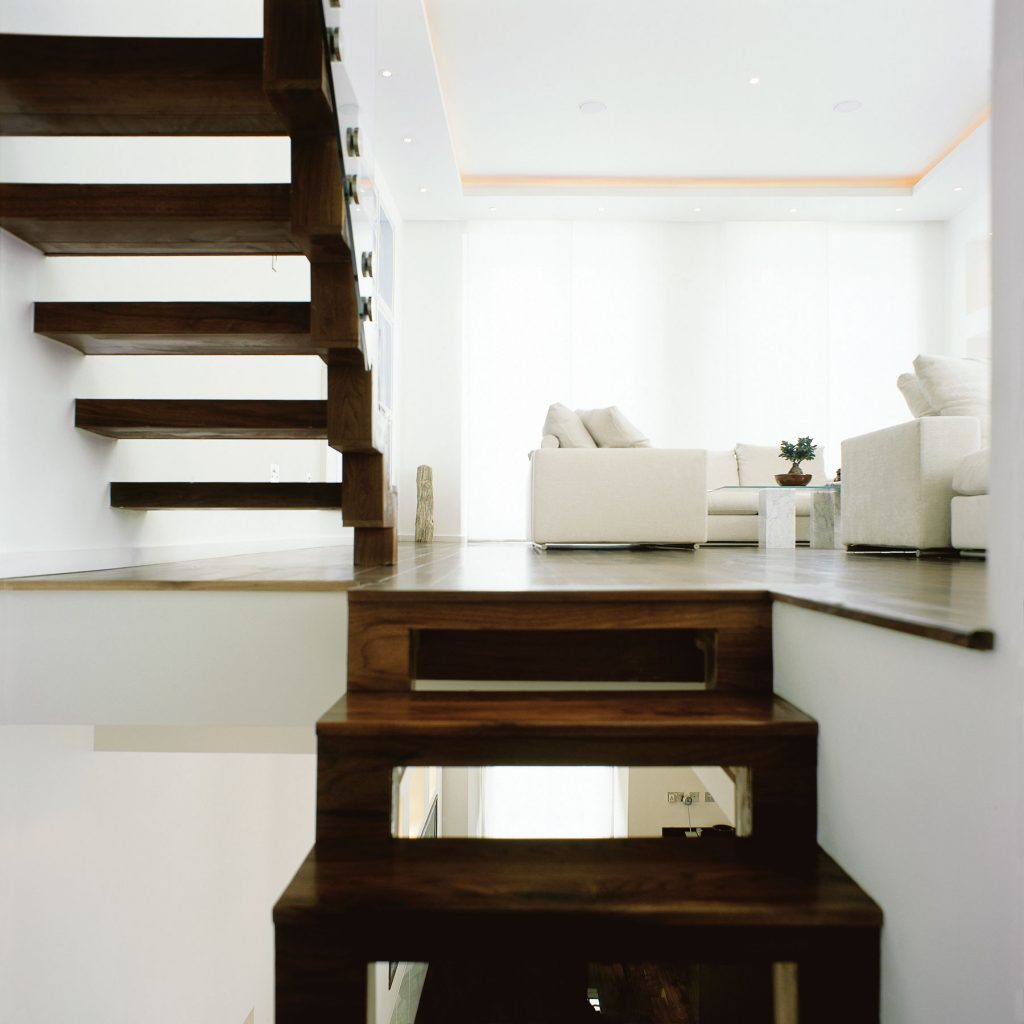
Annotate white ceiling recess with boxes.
[375,0,993,221]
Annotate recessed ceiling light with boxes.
[579,100,607,114]
[380,69,393,78]
[953,185,965,192]
[693,207,702,213]
[748,76,761,85]
[597,206,606,212]
[789,207,798,214]
[488,206,498,212]
[895,207,904,212]
[418,186,428,193]
[402,136,413,144]
[833,100,862,113]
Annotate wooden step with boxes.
[346,591,774,693]
[315,692,816,858]
[0,35,286,135]
[274,844,881,1024]
[110,482,342,510]
[0,183,301,255]
[31,300,363,357]
[416,961,774,1024]
[75,399,327,439]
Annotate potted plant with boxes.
[776,436,817,486]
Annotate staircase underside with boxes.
[110,482,343,510]
[75,399,327,439]
[34,302,322,356]
[0,35,287,135]
[0,183,299,255]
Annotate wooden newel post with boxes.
[415,465,434,543]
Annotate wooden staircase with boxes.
[0,1,396,566]
[276,590,883,1022]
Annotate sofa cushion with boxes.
[897,372,937,418]
[576,406,651,448]
[540,434,560,448]
[952,447,990,496]
[543,403,596,448]
[913,355,990,443]
[736,443,827,485]
[707,449,740,490]
[708,488,815,516]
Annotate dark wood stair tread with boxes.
[319,692,817,740]
[275,843,881,957]
[34,302,321,356]
[75,399,326,439]
[110,482,342,510]
[0,183,302,255]
[0,35,286,136]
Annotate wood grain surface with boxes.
[0,34,286,135]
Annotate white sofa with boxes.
[528,443,829,546]
[840,355,990,552]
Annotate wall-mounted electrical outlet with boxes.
[667,792,683,804]
[705,792,715,803]
[270,464,280,483]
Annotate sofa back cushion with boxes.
[897,372,938,418]
[913,354,991,444]
[736,443,828,485]
[542,403,596,448]
[576,406,651,448]
[707,449,740,490]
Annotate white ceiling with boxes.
[375,0,993,221]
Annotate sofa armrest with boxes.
[841,417,981,549]
[528,448,708,544]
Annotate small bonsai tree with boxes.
[779,436,817,474]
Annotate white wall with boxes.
[394,223,465,539]
[0,726,315,1024]
[944,193,993,359]
[400,219,945,539]
[774,606,1017,1024]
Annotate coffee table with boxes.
[712,485,841,549]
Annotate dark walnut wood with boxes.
[0,35,286,135]
[345,591,773,693]
[34,302,316,356]
[354,526,398,568]
[315,692,817,859]
[327,362,379,454]
[341,452,391,527]
[110,482,342,510]
[263,0,336,135]
[311,264,362,357]
[75,399,327,439]
[414,627,711,682]
[0,183,299,255]
[274,844,881,1023]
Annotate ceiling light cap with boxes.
[748,76,761,85]
[833,99,862,113]
[380,69,393,78]
[579,100,607,114]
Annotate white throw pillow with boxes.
[913,354,990,419]
[542,403,596,448]
[540,434,560,449]
[897,372,937,418]
[952,447,990,496]
[576,407,651,448]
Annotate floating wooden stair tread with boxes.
[34,302,320,356]
[321,692,817,742]
[0,183,301,255]
[275,843,881,958]
[0,35,286,136]
[75,399,327,439]
[110,482,342,510]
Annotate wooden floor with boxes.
[0,541,991,648]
